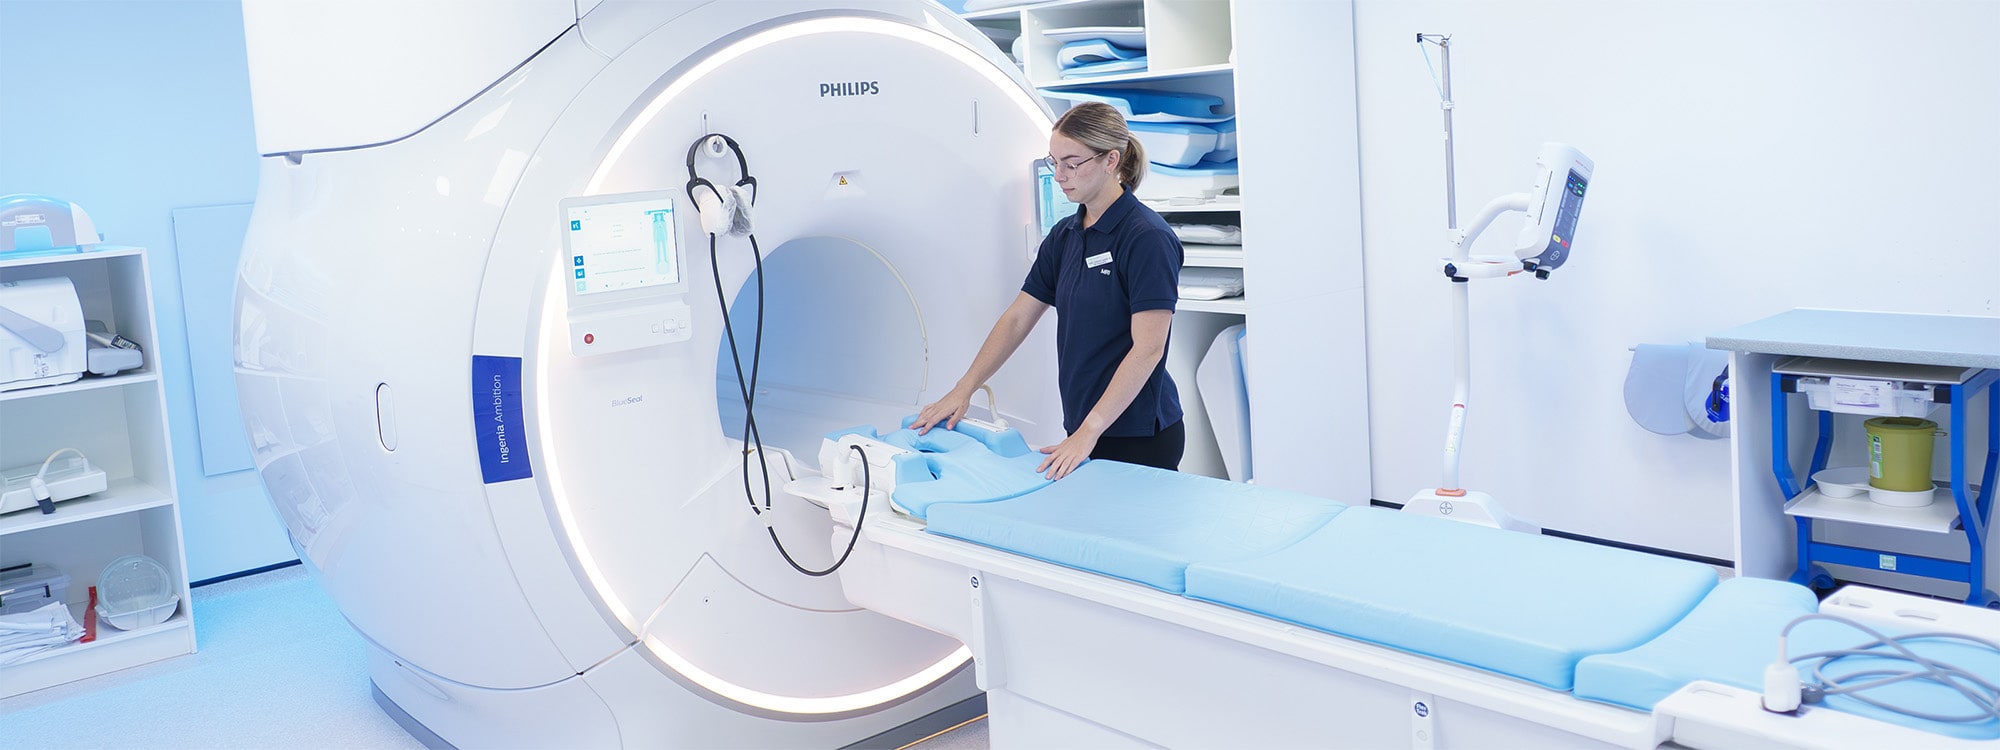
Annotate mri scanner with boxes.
[233,1,1068,745]
[233,2,2000,748]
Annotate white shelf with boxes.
[0,477,175,536]
[0,245,191,698]
[960,0,1122,21]
[0,244,144,270]
[1783,486,1963,535]
[1179,297,1247,315]
[1143,195,1241,213]
[1183,244,1244,268]
[0,371,159,403]
[0,607,195,697]
[1035,62,1235,89]
[7,605,192,670]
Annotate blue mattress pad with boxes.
[832,420,1050,519]
[1574,576,1818,711]
[1579,576,2000,739]
[925,460,1346,593]
[1182,507,1718,690]
[883,424,2000,734]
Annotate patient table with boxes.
[797,422,2000,749]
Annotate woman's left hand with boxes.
[1037,428,1100,480]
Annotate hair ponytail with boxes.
[1120,135,1147,189]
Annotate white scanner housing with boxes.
[234,1,1065,746]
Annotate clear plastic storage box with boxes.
[0,564,71,616]
[1775,356,1976,418]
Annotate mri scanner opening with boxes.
[714,235,929,471]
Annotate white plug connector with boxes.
[1762,636,1803,712]
[28,476,54,514]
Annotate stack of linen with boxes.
[1,601,84,666]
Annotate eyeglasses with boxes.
[1044,150,1108,174]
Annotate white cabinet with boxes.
[1,245,195,697]
[1711,309,2000,604]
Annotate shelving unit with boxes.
[0,245,194,697]
[966,0,1245,480]
[1712,309,2000,606]
[958,1,1369,501]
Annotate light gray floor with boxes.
[0,564,422,749]
[1,565,988,750]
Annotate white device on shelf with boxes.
[0,449,107,516]
[0,194,100,253]
[1406,35,1593,534]
[0,276,87,391]
[83,320,144,376]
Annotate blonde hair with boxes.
[1053,102,1147,189]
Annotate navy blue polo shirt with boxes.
[1022,189,1183,438]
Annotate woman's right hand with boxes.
[912,388,973,434]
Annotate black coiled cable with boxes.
[708,230,869,577]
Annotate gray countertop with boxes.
[1707,309,2000,369]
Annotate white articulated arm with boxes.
[1440,193,1531,280]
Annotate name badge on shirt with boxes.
[1085,252,1113,269]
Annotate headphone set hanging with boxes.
[685,131,870,578]
[685,133,757,237]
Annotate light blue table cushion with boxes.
[1182,507,1718,690]
[864,422,1049,519]
[1573,576,1819,710]
[924,460,1347,594]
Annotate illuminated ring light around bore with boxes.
[536,15,1047,716]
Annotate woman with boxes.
[911,101,1184,480]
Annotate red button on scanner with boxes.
[584,333,595,344]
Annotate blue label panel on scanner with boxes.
[473,355,533,483]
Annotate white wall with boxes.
[0,1,292,581]
[1349,0,2000,560]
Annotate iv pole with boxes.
[1406,33,1540,534]
[1420,33,1473,496]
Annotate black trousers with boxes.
[1088,420,1185,471]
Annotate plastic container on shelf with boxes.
[94,555,178,631]
[1795,376,1937,418]
[1865,417,1939,492]
[1869,485,1938,508]
[1810,467,1869,498]
[0,565,70,616]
